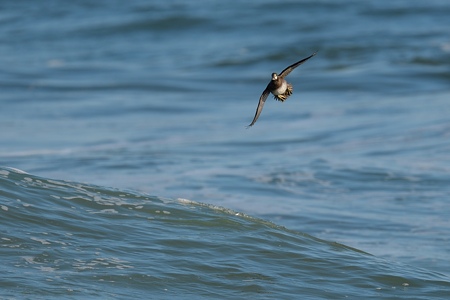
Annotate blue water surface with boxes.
[1,0,450,298]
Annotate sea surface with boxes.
[1,0,450,298]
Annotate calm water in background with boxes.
[1,0,450,298]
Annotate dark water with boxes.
[1,0,450,298]
[1,168,450,299]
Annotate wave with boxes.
[1,166,449,299]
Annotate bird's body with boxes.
[248,52,317,127]
[271,78,292,101]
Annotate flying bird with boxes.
[248,52,317,127]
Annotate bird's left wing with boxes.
[279,51,317,78]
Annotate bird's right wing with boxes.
[248,86,270,127]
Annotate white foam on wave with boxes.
[2,167,28,174]
[30,237,51,245]
[177,197,248,218]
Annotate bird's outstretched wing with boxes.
[279,51,317,78]
[248,86,271,127]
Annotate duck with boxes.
[248,52,317,127]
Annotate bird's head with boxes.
[271,73,278,81]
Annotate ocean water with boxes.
[1,0,450,298]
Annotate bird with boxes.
[248,51,317,127]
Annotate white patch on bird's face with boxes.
[272,73,278,80]
[272,81,287,95]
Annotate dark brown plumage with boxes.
[248,52,317,127]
